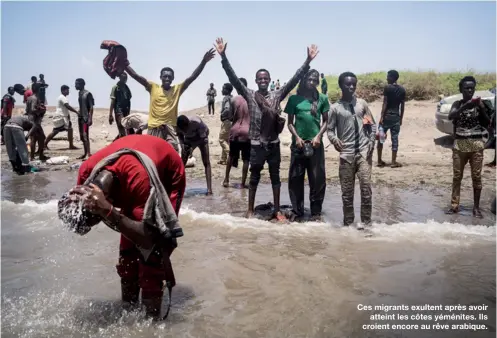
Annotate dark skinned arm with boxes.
[104,207,155,249]
[316,111,329,139]
[64,103,79,115]
[220,53,249,100]
[448,101,469,121]
[379,96,388,124]
[180,49,215,95]
[287,114,302,142]
[278,60,311,101]
[125,65,151,91]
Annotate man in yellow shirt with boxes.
[125,48,215,152]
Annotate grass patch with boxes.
[310,70,496,102]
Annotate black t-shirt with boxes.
[383,84,406,110]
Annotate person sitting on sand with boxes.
[25,83,48,161]
[58,134,186,319]
[218,83,234,165]
[214,37,319,220]
[176,115,213,195]
[377,70,406,168]
[45,85,80,150]
[125,48,215,152]
[223,77,250,189]
[109,73,134,141]
[1,86,16,145]
[285,69,329,222]
[75,78,94,160]
[3,115,34,175]
[446,76,491,218]
[121,112,148,135]
[327,72,377,229]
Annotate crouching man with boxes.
[57,134,186,318]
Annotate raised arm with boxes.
[278,44,319,100]
[214,38,249,99]
[180,49,216,95]
[125,65,151,91]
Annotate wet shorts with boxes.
[230,140,250,162]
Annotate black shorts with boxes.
[53,120,72,133]
[229,140,250,162]
[115,108,130,118]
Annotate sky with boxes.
[1,1,496,112]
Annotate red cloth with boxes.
[101,40,130,79]
[23,89,33,104]
[1,94,15,118]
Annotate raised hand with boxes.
[202,48,216,64]
[307,44,319,62]
[214,37,227,55]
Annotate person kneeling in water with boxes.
[58,134,186,318]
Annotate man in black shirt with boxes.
[109,73,134,140]
[377,70,405,168]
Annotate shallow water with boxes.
[1,170,496,338]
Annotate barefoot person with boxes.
[214,37,319,220]
[25,83,48,161]
[75,78,94,160]
[1,86,16,145]
[327,72,377,229]
[223,77,250,189]
[285,69,329,221]
[109,73,134,141]
[45,85,79,150]
[206,83,217,115]
[446,76,490,218]
[377,70,406,168]
[3,115,34,175]
[176,115,213,195]
[218,83,233,165]
[58,134,185,319]
[125,48,215,152]
[320,73,328,95]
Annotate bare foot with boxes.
[76,154,87,160]
[245,211,254,219]
[445,207,459,215]
[69,146,79,150]
[222,180,229,188]
[377,160,386,167]
[391,162,403,168]
[473,208,483,219]
[206,190,213,196]
[241,184,248,189]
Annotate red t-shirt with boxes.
[1,94,15,118]
[23,89,33,104]
[77,134,186,221]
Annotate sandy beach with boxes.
[2,99,495,195]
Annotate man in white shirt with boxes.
[45,85,80,149]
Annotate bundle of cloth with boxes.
[100,40,130,79]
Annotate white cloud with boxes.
[81,56,95,69]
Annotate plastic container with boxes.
[378,126,386,144]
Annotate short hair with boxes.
[239,78,248,87]
[256,69,271,78]
[387,70,399,82]
[75,78,85,86]
[39,73,44,78]
[321,73,324,77]
[223,83,233,94]
[31,76,37,82]
[459,76,477,92]
[177,115,189,129]
[61,85,69,92]
[210,82,214,86]
[160,67,174,77]
[338,72,357,87]
[8,86,14,91]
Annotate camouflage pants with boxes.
[338,154,372,226]
[451,149,483,209]
[219,120,231,162]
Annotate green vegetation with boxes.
[314,71,495,103]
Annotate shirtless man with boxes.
[25,83,48,161]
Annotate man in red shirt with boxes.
[61,134,186,318]
[1,86,16,145]
[23,88,33,104]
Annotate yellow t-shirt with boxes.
[147,81,184,128]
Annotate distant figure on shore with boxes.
[45,85,79,150]
[275,79,280,91]
[177,115,213,195]
[26,76,37,91]
[125,48,215,152]
[206,83,217,115]
[270,81,275,92]
[75,78,94,160]
[37,74,49,105]
[109,73,134,140]
[223,77,250,188]
[1,87,16,145]
[285,69,329,222]
[60,134,186,319]
[215,37,319,220]
[218,83,233,165]
[121,113,148,135]
[446,76,490,218]
[320,73,327,95]
[377,70,406,168]
[25,83,48,161]
[328,72,376,229]
[3,115,34,175]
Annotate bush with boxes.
[307,71,496,103]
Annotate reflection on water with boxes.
[1,171,496,338]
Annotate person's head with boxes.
[298,69,320,93]
[75,78,85,91]
[118,72,128,85]
[31,82,41,94]
[222,83,233,96]
[210,83,214,89]
[176,115,190,132]
[321,73,324,79]
[58,171,115,235]
[255,69,271,91]
[31,76,37,83]
[61,85,70,96]
[7,87,15,95]
[387,70,399,84]
[459,76,477,100]
[160,67,174,89]
[39,74,44,80]
[13,84,25,95]
[338,72,357,98]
